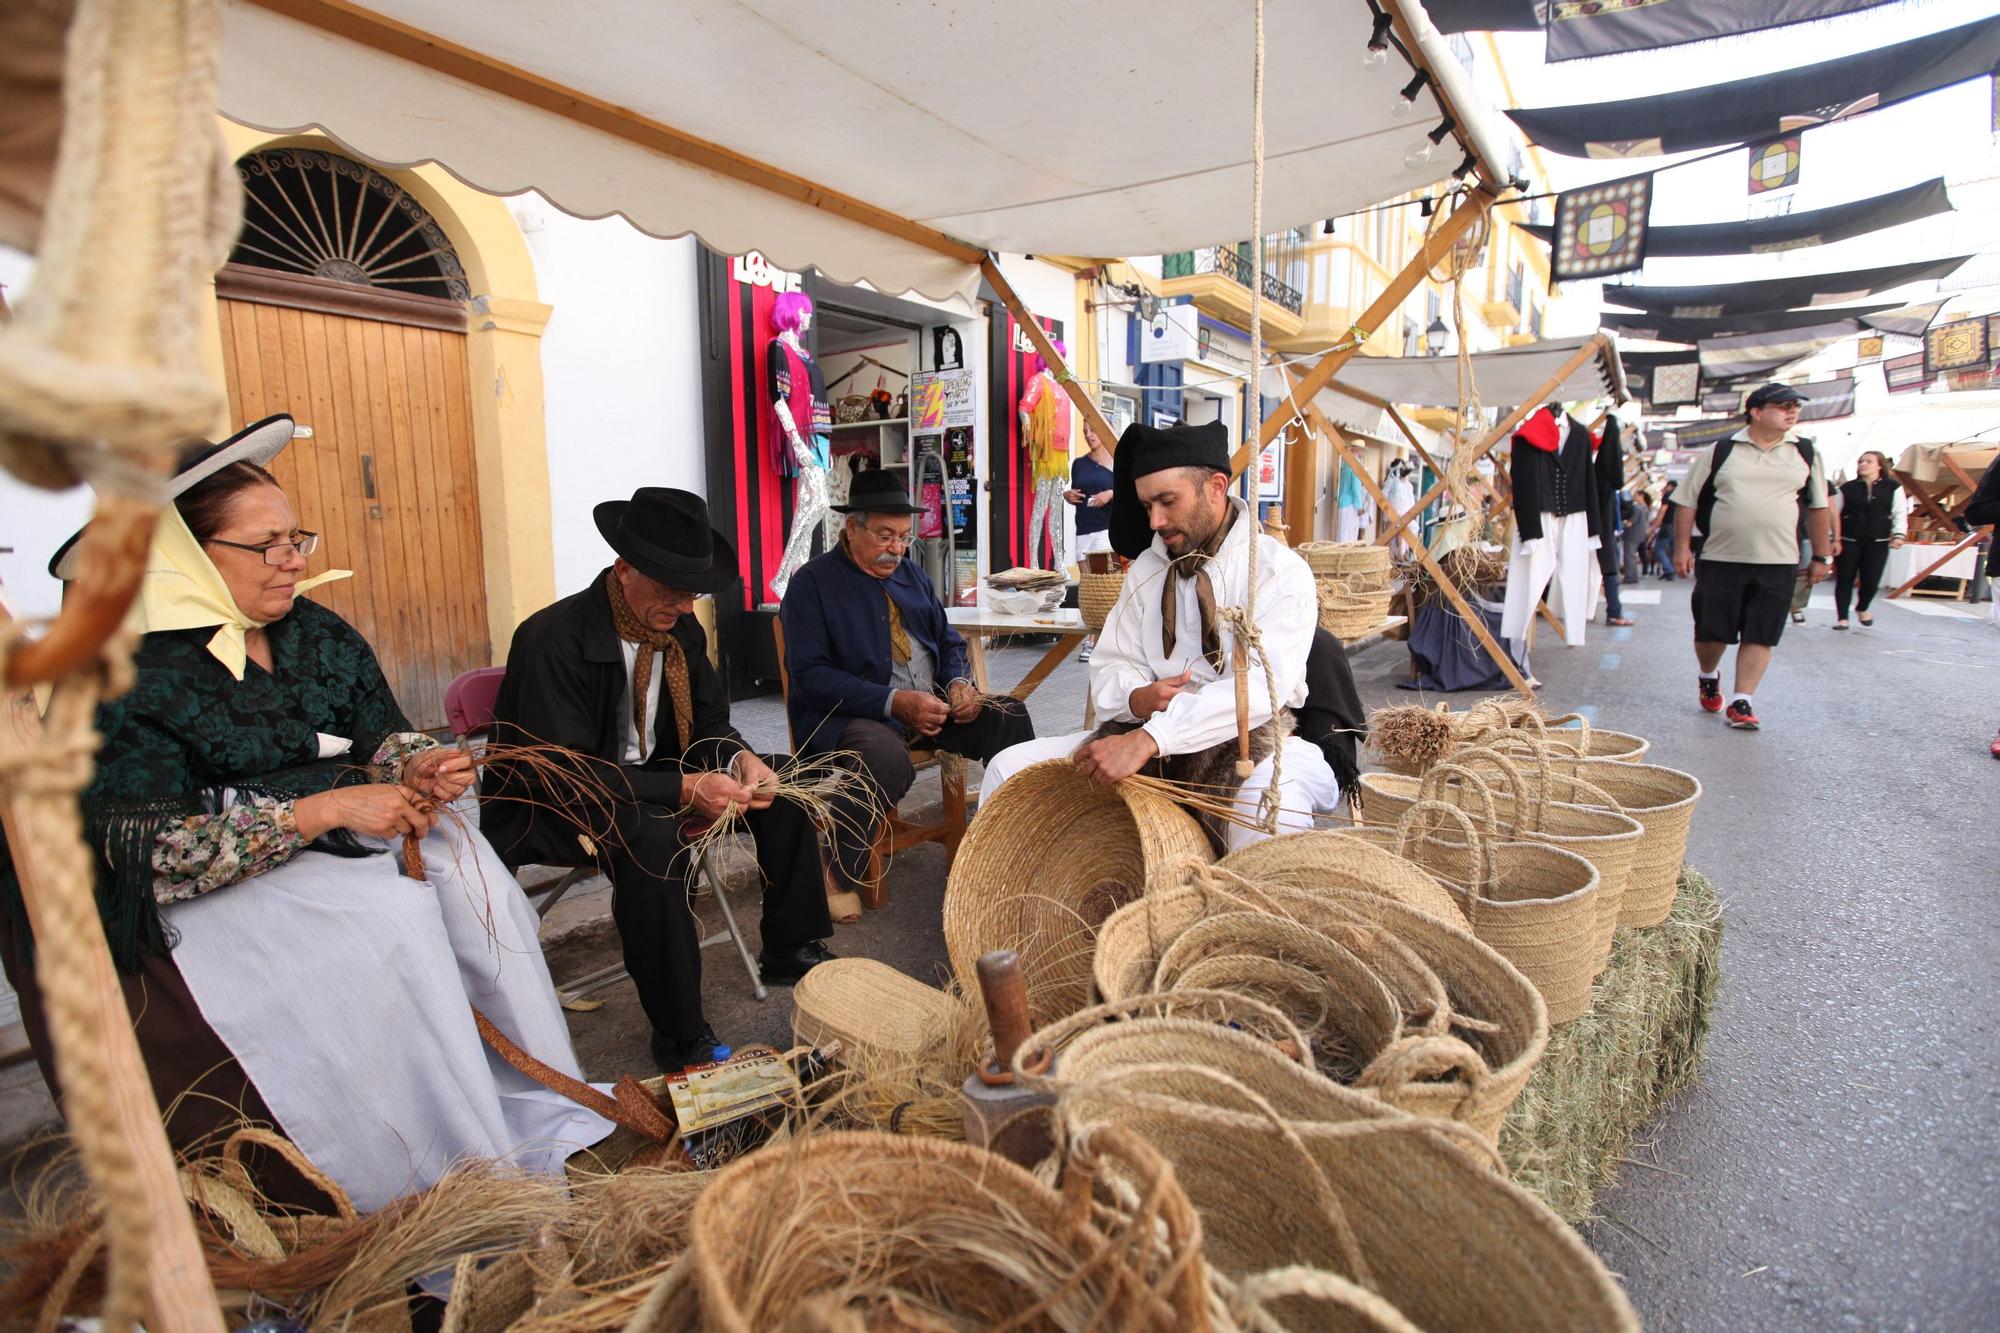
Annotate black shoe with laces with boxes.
[651,1025,728,1074]
[1725,699,1760,730]
[759,939,836,986]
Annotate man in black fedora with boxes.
[483,487,833,1072]
[778,469,1035,898]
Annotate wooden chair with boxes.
[770,619,967,911]
[442,667,767,1003]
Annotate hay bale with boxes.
[1499,866,1723,1222]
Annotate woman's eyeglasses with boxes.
[206,532,320,565]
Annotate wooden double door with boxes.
[215,264,488,730]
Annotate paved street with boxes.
[1,579,1993,1327]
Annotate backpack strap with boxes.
[1695,434,1817,538]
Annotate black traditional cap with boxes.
[1745,382,1806,409]
[1108,420,1231,558]
[593,487,738,593]
[831,468,924,516]
[48,414,299,580]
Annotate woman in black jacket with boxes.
[1831,450,1907,629]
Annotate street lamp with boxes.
[1424,316,1449,356]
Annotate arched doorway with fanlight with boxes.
[214,144,490,729]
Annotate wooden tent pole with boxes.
[980,256,1119,454]
[1237,191,1495,515]
[1377,335,1604,550]
[1278,361,1531,694]
[1887,526,1991,599]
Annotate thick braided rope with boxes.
[0,625,153,1330]
[1232,0,1281,832]
[0,0,240,490]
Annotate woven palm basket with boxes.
[1298,540,1391,578]
[942,760,1210,1025]
[1566,759,1702,927]
[1078,566,1124,631]
[1317,577,1393,638]
[791,957,957,1075]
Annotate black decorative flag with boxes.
[1923,317,1988,376]
[1528,179,1950,259]
[1882,352,1929,394]
[1509,14,2000,156]
[1551,174,1653,282]
[1546,0,1899,63]
[1748,137,1802,194]
[1601,256,1971,317]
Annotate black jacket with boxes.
[1836,476,1900,543]
[1964,460,2000,577]
[1510,410,1601,543]
[1294,628,1365,804]
[1594,418,1627,578]
[481,569,745,866]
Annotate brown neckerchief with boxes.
[1160,502,1237,672]
[605,568,692,756]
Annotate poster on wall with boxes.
[1256,439,1284,501]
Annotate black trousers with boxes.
[1834,541,1890,618]
[599,753,832,1042]
[826,702,1035,889]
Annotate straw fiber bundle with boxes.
[943,759,1211,1023]
[1384,803,1601,1025]
[686,1129,1213,1331]
[1029,1016,1639,1332]
[1563,759,1701,928]
[1215,829,1470,929]
[1503,867,1723,1223]
[1079,566,1125,631]
[1365,694,1543,776]
[1091,875,1547,1143]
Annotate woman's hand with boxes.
[295,785,437,841]
[402,746,474,805]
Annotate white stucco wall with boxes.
[0,248,97,623]
[513,196,706,597]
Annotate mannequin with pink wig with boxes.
[1018,338,1073,570]
[766,290,832,601]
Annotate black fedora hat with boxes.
[594,487,738,594]
[831,468,924,516]
[49,414,300,580]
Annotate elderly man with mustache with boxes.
[778,470,1035,904]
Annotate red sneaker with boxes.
[1698,676,1723,713]
[1989,729,1999,760]
[1725,699,1760,730]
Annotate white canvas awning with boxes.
[1264,335,1628,412]
[218,0,1515,303]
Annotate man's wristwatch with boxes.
[1810,555,1832,565]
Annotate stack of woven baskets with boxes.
[1078,563,1124,632]
[1300,540,1393,638]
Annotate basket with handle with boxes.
[1391,800,1602,1025]
[1298,540,1391,579]
[1317,575,1393,638]
[1562,758,1702,927]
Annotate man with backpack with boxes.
[1670,383,1831,730]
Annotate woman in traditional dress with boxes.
[1,416,612,1213]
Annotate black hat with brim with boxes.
[1109,419,1231,558]
[594,487,739,594]
[49,414,299,580]
[1746,382,1806,409]
[831,467,925,516]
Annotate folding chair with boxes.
[769,620,967,911]
[442,668,767,1004]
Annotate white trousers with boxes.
[978,733,1337,853]
[1074,529,1113,557]
[1501,510,1598,649]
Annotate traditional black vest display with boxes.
[1836,475,1900,543]
[1509,408,1601,542]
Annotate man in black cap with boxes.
[978,422,1336,845]
[482,488,833,1072]
[778,469,1034,898]
[1669,382,1830,730]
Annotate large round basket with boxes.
[1078,566,1124,631]
[1038,1018,1637,1332]
[943,760,1210,1024]
[687,1131,1209,1330]
[1536,716,1651,764]
[1566,759,1702,927]
[1298,540,1391,579]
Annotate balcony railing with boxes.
[1163,245,1304,314]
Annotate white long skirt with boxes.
[978,733,1337,852]
[1500,510,1598,649]
[162,815,615,1214]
